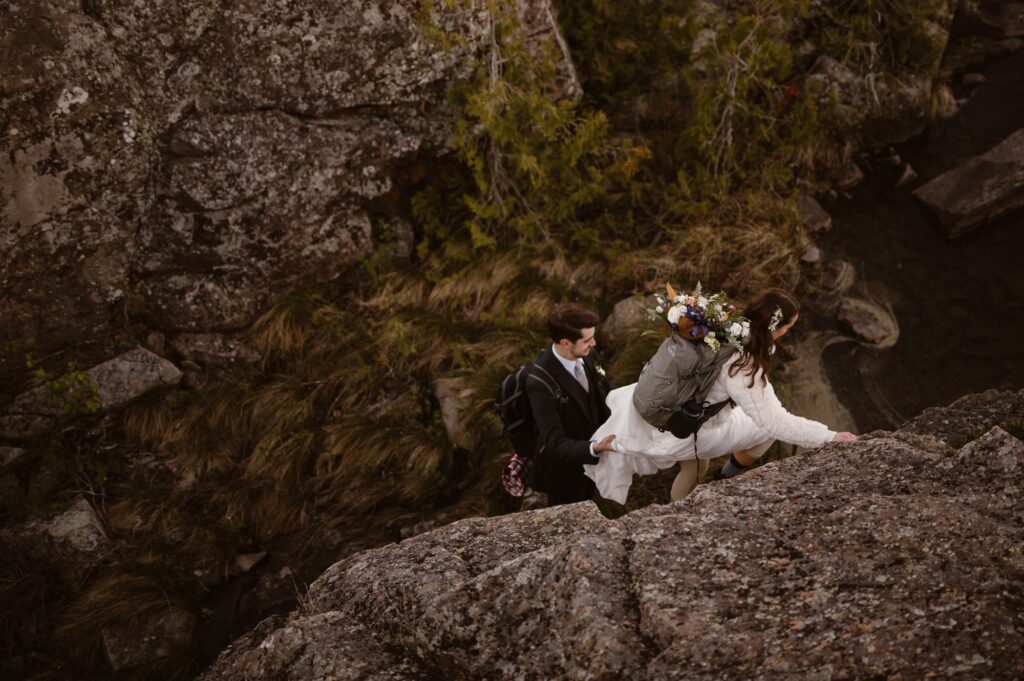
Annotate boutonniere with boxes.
[593,363,607,378]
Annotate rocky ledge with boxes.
[199,389,1024,680]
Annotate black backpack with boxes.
[495,362,565,496]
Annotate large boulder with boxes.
[199,390,1024,680]
[0,0,579,352]
[0,347,181,440]
[913,128,1024,236]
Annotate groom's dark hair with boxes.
[547,304,599,343]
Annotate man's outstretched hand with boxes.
[594,434,617,453]
[832,431,858,442]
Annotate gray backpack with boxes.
[632,334,737,434]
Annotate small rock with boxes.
[234,551,268,573]
[955,427,1023,473]
[836,297,900,348]
[801,245,822,265]
[45,497,107,553]
[962,72,986,87]
[602,295,656,346]
[933,84,959,120]
[896,162,918,187]
[0,446,26,467]
[433,377,471,450]
[821,260,856,294]
[795,194,833,233]
[145,331,166,357]
[837,160,864,190]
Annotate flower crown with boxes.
[768,306,784,332]
[647,282,750,352]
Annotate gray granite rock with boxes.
[198,393,1024,679]
[913,128,1024,236]
[0,0,578,350]
[43,497,107,554]
[1,347,180,439]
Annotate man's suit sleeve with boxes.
[526,375,594,466]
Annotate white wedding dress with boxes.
[583,359,836,504]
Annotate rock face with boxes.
[200,389,1024,681]
[0,0,578,353]
[913,128,1024,236]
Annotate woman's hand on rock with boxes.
[832,431,858,442]
[594,434,617,453]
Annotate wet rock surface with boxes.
[200,390,1024,681]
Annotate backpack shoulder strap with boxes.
[527,363,567,403]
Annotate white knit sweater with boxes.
[703,358,836,448]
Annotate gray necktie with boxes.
[574,362,589,392]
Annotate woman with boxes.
[583,288,857,504]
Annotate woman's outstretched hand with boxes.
[594,434,617,453]
[832,431,858,442]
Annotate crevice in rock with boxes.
[620,529,664,669]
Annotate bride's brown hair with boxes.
[729,288,800,388]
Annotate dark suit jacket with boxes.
[526,347,611,504]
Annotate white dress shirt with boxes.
[551,344,600,458]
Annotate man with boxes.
[527,304,616,506]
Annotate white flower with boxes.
[729,322,742,337]
[704,335,720,351]
[666,305,685,324]
[697,296,708,307]
[655,305,664,314]
[595,365,606,377]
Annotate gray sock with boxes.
[716,455,749,479]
